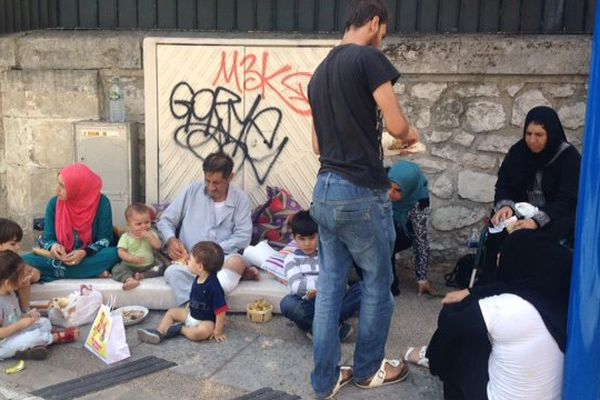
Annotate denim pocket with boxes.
[334,207,375,250]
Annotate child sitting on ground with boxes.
[0,218,41,311]
[112,204,163,290]
[280,211,361,341]
[137,241,228,344]
[0,251,79,360]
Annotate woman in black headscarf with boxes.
[481,106,580,283]
[417,230,573,400]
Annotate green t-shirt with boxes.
[117,231,158,268]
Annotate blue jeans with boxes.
[310,172,396,397]
[280,283,361,333]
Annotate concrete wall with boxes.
[0,31,590,260]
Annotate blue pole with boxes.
[563,5,600,400]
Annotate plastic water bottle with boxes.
[466,228,480,287]
[109,77,125,123]
[466,228,480,254]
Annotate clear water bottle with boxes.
[109,77,125,123]
[466,228,480,254]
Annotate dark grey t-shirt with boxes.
[308,44,400,189]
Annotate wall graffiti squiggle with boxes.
[169,82,289,185]
[212,50,313,116]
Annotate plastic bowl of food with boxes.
[112,305,149,326]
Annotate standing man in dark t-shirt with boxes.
[307,0,420,398]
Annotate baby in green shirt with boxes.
[112,204,163,290]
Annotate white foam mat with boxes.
[30,272,288,313]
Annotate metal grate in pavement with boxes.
[234,387,302,400]
[31,356,176,400]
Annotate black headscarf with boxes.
[497,106,571,199]
[497,230,573,351]
[521,106,568,169]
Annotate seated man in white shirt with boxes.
[157,152,259,305]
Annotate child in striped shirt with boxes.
[280,211,361,341]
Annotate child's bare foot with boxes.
[98,271,112,279]
[123,278,140,291]
[53,327,80,344]
[134,272,144,281]
[241,266,260,281]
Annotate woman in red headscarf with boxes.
[23,164,119,281]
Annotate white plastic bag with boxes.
[243,240,277,267]
[48,285,103,328]
[515,202,539,219]
[84,298,130,365]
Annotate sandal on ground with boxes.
[404,346,429,368]
[324,366,353,399]
[354,358,409,389]
[54,327,79,344]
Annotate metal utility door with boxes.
[150,40,333,207]
[74,122,136,228]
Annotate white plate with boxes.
[112,305,149,326]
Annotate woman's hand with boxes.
[441,289,470,305]
[509,218,538,232]
[50,243,68,261]
[491,206,514,226]
[63,249,86,266]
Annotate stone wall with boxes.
[0,31,590,261]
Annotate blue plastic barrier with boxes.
[563,6,600,399]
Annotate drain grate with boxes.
[234,387,302,400]
[31,355,176,400]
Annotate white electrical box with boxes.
[73,121,139,229]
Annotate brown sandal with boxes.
[355,359,409,388]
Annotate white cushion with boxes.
[30,272,288,313]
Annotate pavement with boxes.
[0,265,448,400]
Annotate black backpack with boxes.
[444,254,476,289]
[445,226,489,289]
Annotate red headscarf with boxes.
[55,164,103,252]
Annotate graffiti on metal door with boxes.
[169,49,312,184]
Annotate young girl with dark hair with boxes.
[0,251,79,360]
